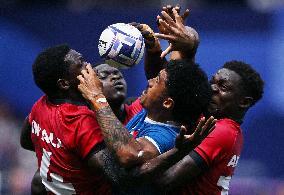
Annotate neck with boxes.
[48,96,87,106]
[147,110,174,124]
[230,114,244,124]
[48,91,87,106]
[109,101,126,123]
[219,114,244,125]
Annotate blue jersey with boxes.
[126,109,180,154]
[114,109,180,195]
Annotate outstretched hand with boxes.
[175,116,216,152]
[77,64,104,101]
[155,8,198,58]
[157,4,189,34]
[130,22,161,53]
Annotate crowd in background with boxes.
[0,98,37,194]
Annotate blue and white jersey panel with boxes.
[126,109,180,154]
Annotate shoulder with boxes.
[124,98,143,119]
[59,104,102,157]
[31,95,47,110]
[143,121,179,135]
[204,118,242,146]
[138,121,179,154]
[59,103,96,122]
[194,118,242,164]
[213,118,242,139]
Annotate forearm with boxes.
[134,147,187,180]
[144,50,167,80]
[90,146,161,189]
[93,147,187,187]
[91,148,134,187]
[92,98,142,167]
[90,146,189,190]
[156,153,202,193]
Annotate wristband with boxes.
[90,93,109,111]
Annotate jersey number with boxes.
[217,176,232,195]
[40,148,75,194]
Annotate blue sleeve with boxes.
[142,126,178,154]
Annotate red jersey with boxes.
[180,118,243,195]
[123,98,143,124]
[29,96,142,194]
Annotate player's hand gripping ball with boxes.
[98,23,145,69]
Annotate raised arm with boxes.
[132,5,197,81]
[130,22,166,79]
[78,64,159,168]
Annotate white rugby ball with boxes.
[98,23,145,68]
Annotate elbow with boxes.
[20,137,34,151]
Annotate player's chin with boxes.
[207,104,218,115]
[114,91,126,98]
[139,94,146,105]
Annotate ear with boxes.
[57,79,70,90]
[163,97,174,110]
[239,96,253,109]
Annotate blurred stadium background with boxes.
[0,0,284,194]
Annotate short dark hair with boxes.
[223,60,264,106]
[32,44,71,96]
[165,59,211,126]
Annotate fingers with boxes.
[179,125,187,137]
[162,4,180,18]
[181,9,190,23]
[78,83,85,91]
[200,116,216,136]
[174,4,181,14]
[77,75,85,84]
[158,12,186,36]
[160,44,172,58]
[161,11,177,28]
[157,18,180,36]
[157,19,171,35]
[208,119,217,134]
[81,69,88,79]
[86,63,94,75]
[154,33,176,41]
[172,8,183,26]
[208,121,216,134]
[129,22,140,27]
[194,117,206,135]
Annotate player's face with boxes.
[140,69,169,110]
[208,68,243,119]
[64,49,87,88]
[94,64,127,103]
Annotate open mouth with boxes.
[114,84,124,89]
[114,81,125,90]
